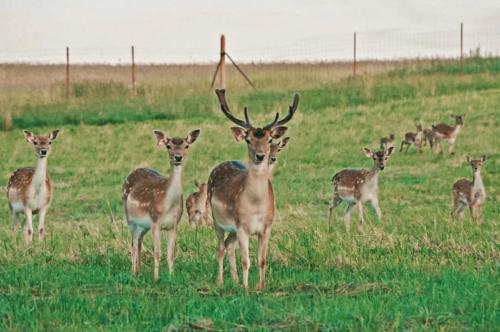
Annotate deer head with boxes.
[364,146,394,171]
[451,114,464,125]
[24,130,60,159]
[153,129,200,166]
[466,155,486,173]
[215,89,299,168]
[269,137,290,165]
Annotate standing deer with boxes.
[328,147,394,231]
[450,156,487,224]
[269,137,290,177]
[400,124,423,153]
[432,114,464,155]
[122,129,200,280]
[423,127,436,152]
[7,130,60,243]
[186,180,209,227]
[380,133,395,152]
[208,89,299,290]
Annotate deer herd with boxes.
[5,89,487,290]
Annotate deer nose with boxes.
[255,153,265,162]
[174,155,183,162]
[40,149,47,156]
[379,165,385,170]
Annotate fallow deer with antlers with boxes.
[432,114,464,155]
[122,129,200,280]
[208,89,299,290]
[450,155,487,224]
[7,130,60,243]
[186,180,209,227]
[328,146,394,231]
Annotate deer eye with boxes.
[33,141,38,145]
[49,141,52,145]
[245,138,250,144]
[185,145,189,149]
[166,145,171,149]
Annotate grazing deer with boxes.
[432,114,464,155]
[328,147,394,231]
[400,124,423,153]
[7,130,60,243]
[269,137,290,177]
[208,89,299,290]
[380,133,395,152]
[186,180,209,227]
[122,129,200,280]
[450,155,487,224]
[423,127,436,152]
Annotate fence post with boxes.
[131,46,136,96]
[220,34,226,88]
[353,32,357,78]
[460,23,464,74]
[65,46,70,98]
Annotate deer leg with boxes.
[399,141,405,152]
[23,208,33,244]
[11,211,18,240]
[225,232,239,283]
[237,230,251,289]
[328,196,342,227]
[343,203,354,232]
[469,204,475,224]
[449,142,455,155]
[215,226,225,286]
[257,227,272,291]
[405,142,410,153]
[38,207,48,241]
[130,226,142,275]
[167,227,177,275]
[356,202,365,225]
[152,221,161,280]
[370,198,382,222]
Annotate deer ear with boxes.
[187,129,200,144]
[385,146,394,156]
[363,147,373,158]
[49,129,60,141]
[153,130,167,146]
[466,155,471,163]
[231,127,246,142]
[280,137,290,149]
[270,126,288,139]
[481,155,487,162]
[24,130,35,144]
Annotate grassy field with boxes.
[0,59,499,331]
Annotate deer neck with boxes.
[164,164,184,203]
[472,169,484,192]
[244,161,271,201]
[366,164,380,185]
[32,157,48,190]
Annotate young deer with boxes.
[185,180,209,227]
[328,147,394,231]
[450,156,487,224]
[208,89,299,290]
[400,124,423,153]
[432,114,464,155]
[423,127,436,152]
[7,130,60,243]
[269,137,290,177]
[380,133,395,152]
[122,129,200,280]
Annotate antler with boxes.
[215,89,250,128]
[266,93,300,129]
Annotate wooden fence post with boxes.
[220,34,226,88]
[65,46,70,98]
[131,46,136,96]
[460,23,464,74]
[353,32,357,78]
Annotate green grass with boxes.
[0,60,499,330]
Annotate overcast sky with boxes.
[1,0,499,63]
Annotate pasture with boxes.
[0,59,499,330]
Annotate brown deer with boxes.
[269,137,290,177]
[380,133,395,152]
[185,180,209,227]
[450,156,486,224]
[208,89,299,290]
[400,124,423,153]
[122,129,200,280]
[432,114,464,155]
[7,130,60,243]
[328,147,394,231]
[423,127,436,152]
